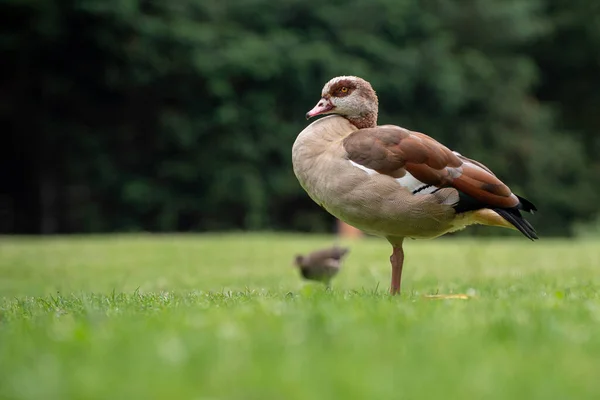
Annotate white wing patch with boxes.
[349,160,378,175]
[348,160,438,195]
[395,173,427,193]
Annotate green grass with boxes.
[1,234,600,400]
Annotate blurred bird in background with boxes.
[293,246,350,287]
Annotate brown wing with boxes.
[343,126,519,209]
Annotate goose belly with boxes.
[293,157,455,239]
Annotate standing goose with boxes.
[292,76,537,295]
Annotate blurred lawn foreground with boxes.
[1,234,600,399]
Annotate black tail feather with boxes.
[492,207,538,240]
[516,195,537,214]
[452,190,539,240]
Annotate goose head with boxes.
[305,76,379,129]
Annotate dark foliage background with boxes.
[2,0,599,235]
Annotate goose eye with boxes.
[340,87,348,93]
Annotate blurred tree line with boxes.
[2,0,599,236]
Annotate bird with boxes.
[293,246,350,287]
[291,76,537,296]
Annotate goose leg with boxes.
[388,239,470,299]
[390,242,404,295]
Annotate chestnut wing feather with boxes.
[342,126,519,209]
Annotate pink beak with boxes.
[306,98,334,119]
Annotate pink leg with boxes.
[390,243,405,295]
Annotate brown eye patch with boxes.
[329,80,356,97]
